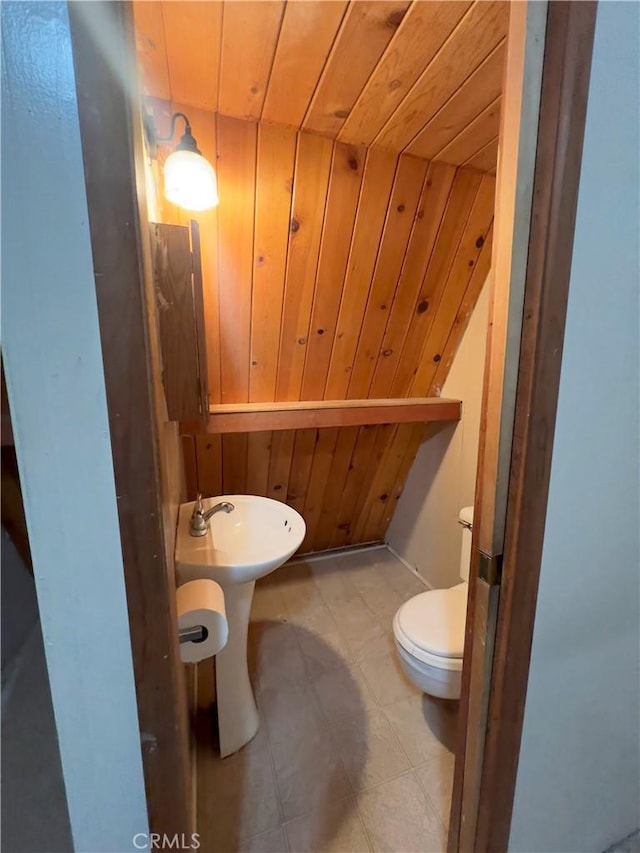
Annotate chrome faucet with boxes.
[189,493,234,537]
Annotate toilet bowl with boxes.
[393,507,473,700]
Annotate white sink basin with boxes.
[175,494,305,757]
[176,494,306,586]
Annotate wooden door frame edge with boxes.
[449,2,598,850]
[68,1,191,836]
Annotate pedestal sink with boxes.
[175,495,306,757]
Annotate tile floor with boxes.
[196,547,458,853]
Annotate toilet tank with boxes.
[459,506,474,582]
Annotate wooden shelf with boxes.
[180,397,461,434]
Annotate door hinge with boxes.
[478,550,503,586]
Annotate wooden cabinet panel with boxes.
[151,222,207,421]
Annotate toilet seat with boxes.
[393,583,468,671]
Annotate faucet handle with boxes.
[192,492,205,518]
[190,493,208,536]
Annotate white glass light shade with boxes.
[164,149,218,211]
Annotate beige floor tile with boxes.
[373,554,427,601]
[345,562,404,618]
[284,797,372,853]
[325,596,388,661]
[271,726,352,822]
[252,582,289,621]
[383,694,456,765]
[260,680,326,746]
[294,626,353,679]
[279,560,316,583]
[281,573,324,614]
[332,549,386,573]
[346,561,395,595]
[359,650,421,707]
[285,599,340,637]
[415,753,456,826]
[311,558,359,604]
[330,707,410,792]
[357,772,447,853]
[360,585,404,619]
[356,624,397,663]
[251,621,307,690]
[312,662,378,726]
[198,745,281,849]
[239,826,289,853]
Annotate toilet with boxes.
[393,506,474,700]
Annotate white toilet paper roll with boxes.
[176,579,229,663]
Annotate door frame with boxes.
[449,2,598,850]
[68,1,192,838]
[63,0,598,844]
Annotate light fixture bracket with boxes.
[143,109,202,158]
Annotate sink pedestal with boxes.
[215,580,259,758]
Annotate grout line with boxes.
[352,798,376,853]
[413,757,452,839]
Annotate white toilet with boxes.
[393,506,474,700]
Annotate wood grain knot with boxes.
[475,235,485,248]
[290,218,300,233]
[417,300,429,314]
[317,328,325,335]
[251,360,258,366]
[348,156,359,171]
[433,354,441,363]
[380,493,389,502]
[389,79,402,91]
[382,349,393,357]
[298,337,307,345]
[397,204,405,213]
[386,8,407,28]
[334,108,350,119]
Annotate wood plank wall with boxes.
[150,103,494,552]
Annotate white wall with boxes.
[387,282,489,589]
[509,3,640,850]
[1,3,149,850]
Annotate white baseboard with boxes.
[385,543,432,590]
[288,543,387,565]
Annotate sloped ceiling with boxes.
[133,2,501,552]
[134,0,508,171]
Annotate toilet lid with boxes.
[395,584,468,662]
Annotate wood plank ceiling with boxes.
[134,0,509,170]
[133,1,506,553]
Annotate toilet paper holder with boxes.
[179,625,209,644]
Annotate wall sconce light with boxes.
[147,111,218,212]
